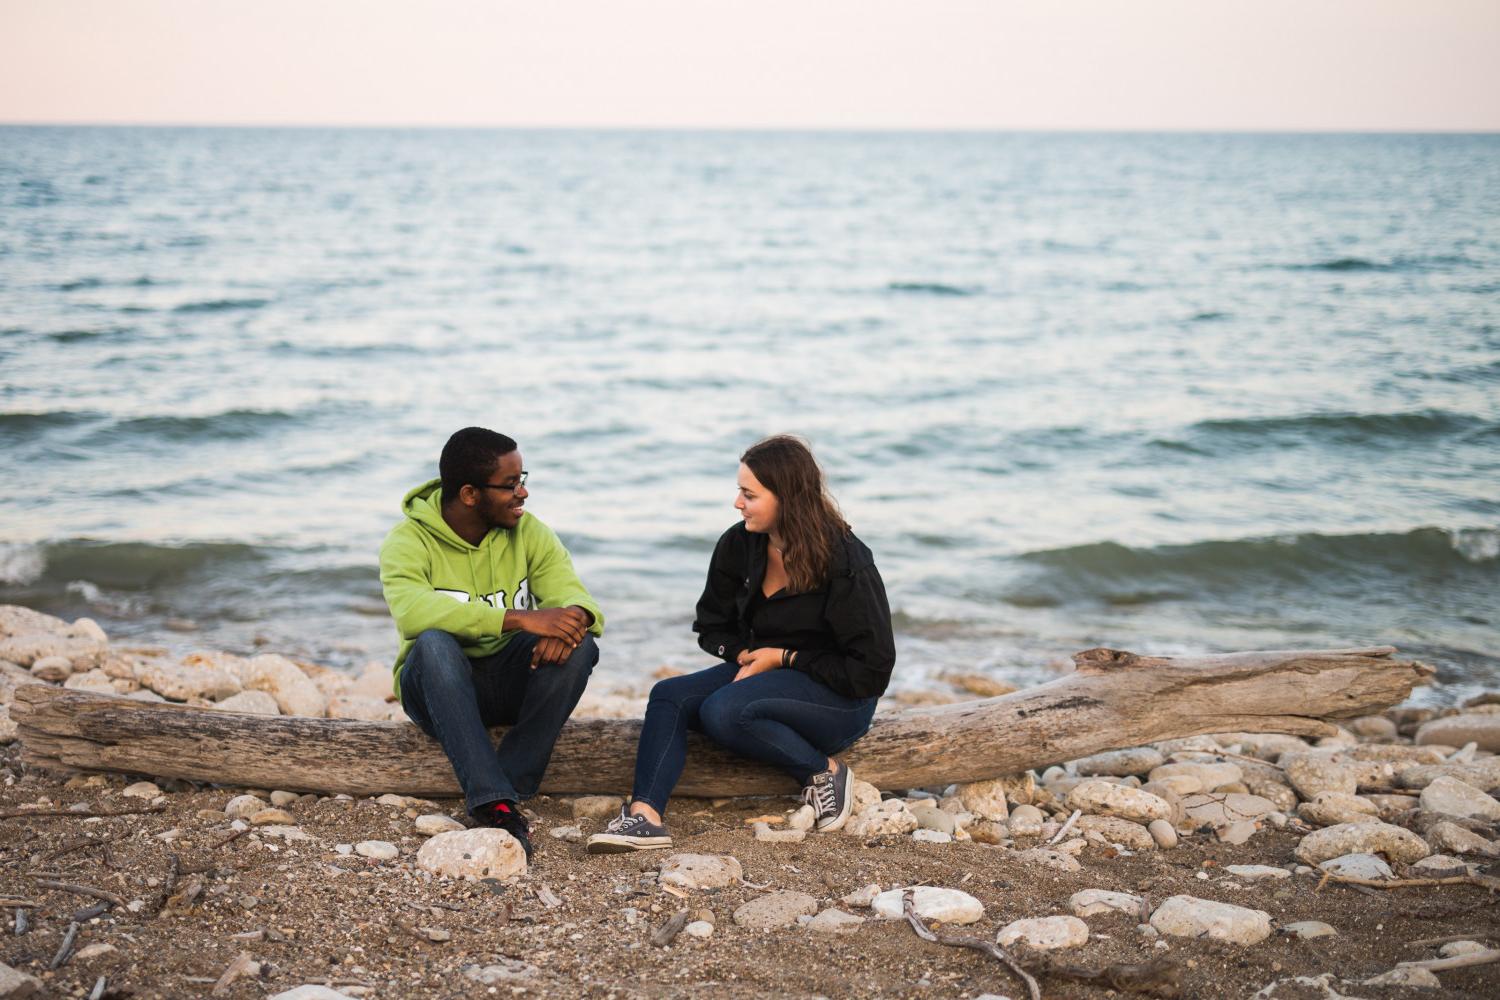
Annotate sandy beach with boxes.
[1,606,1498,998]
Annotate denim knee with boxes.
[647,672,699,709]
[407,630,468,685]
[552,635,598,686]
[697,689,745,743]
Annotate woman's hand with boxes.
[734,647,786,682]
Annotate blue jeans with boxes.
[399,629,597,815]
[632,661,878,815]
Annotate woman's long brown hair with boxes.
[741,435,849,594]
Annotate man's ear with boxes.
[455,484,480,507]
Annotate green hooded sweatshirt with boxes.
[379,479,605,694]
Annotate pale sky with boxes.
[2,0,1498,130]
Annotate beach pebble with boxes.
[998,915,1090,951]
[30,654,75,682]
[1397,758,1500,791]
[1076,815,1155,851]
[375,793,419,808]
[1365,793,1421,819]
[224,794,267,819]
[355,840,398,860]
[326,695,399,721]
[1282,921,1338,939]
[1069,889,1144,918]
[956,778,1011,821]
[548,824,583,842]
[1216,820,1260,845]
[1438,940,1488,957]
[267,789,298,807]
[1226,864,1292,881]
[269,988,357,1000]
[1349,715,1399,740]
[1068,780,1173,824]
[872,887,983,924]
[753,822,806,844]
[1296,821,1431,865]
[1073,747,1165,777]
[682,920,714,939]
[417,828,526,880]
[1415,713,1500,752]
[1006,804,1044,837]
[911,805,957,834]
[259,824,314,841]
[1146,773,1203,797]
[966,819,1008,845]
[733,890,818,930]
[138,658,241,702]
[806,908,865,934]
[1418,775,1500,821]
[1148,819,1178,849]
[1423,822,1498,857]
[1411,854,1474,877]
[122,780,161,799]
[250,808,297,826]
[211,690,281,715]
[63,669,115,694]
[912,828,953,844]
[1010,847,1081,872]
[415,814,465,836]
[1281,753,1357,799]
[842,883,881,908]
[787,804,816,831]
[1298,792,1380,828]
[850,779,882,815]
[569,795,623,822]
[238,653,326,717]
[1149,895,1272,945]
[1363,966,1442,988]
[1149,761,1242,791]
[1318,852,1393,880]
[846,799,918,837]
[1179,791,1276,829]
[658,853,742,890]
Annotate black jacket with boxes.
[692,523,896,700]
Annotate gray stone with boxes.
[1298,792,1380,828]
[415,814,465,836]
[806,908,865,934]
[846,799,918,837]
[461,959,539,985]
[1363,966,1442,988]
[1068,889,1144,918]
[1149,761,1242,791]
[1281,753,1357,799]
[1425,821,1498,856]
[355,840,399,860]
[753,822,807,844]
[1318,852,1393,880]
[733,890,818,930]
[1006,804,1044,837]
[570,795,624,822]
[0,962,43,998]
[872,886,984,924]
[1073,747,1165,777]
[1411,854,1474,877]
[224,793,267,819]
[1225,864,1291,881]
[1148,818,1178,848]
[1295,822,1431,865]
[911,828,953,844]
[1067,780,1173,823]
[1439,940,1488,957]
[1415,713,1500,752]
[1180,792,1276,830]
[659,853,742,890]
[911,804,957,834]
[997,915,1089,950]
[682,919,714,938]
[1076,814,1155,851]
[1419,775,1500,821]
[1149,895,1272,945]
[842,883,881,907]
[122,780,161,799]
[1282,921,1337,939]
[416,828,526,880]
[269,988,356,1000]
[1010,847,1081,872]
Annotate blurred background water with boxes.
[1,127,1496,703]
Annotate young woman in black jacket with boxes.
[589,435,896,852]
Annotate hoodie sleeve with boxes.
[790,562,896,700]
[693,527,748,663]
[379,525,508,642]
[523,520,605,637]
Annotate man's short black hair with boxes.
[440,427,518,498]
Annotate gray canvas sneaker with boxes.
[803,762,854,832]
[586,808,674,854]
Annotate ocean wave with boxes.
[1160,409,1487,450]
[1284,254,1480,274]
[88,409,302,444]
[172,297,271,314]
[1003,526,1499,607]
[1,539,268,591]
[0,409,104,441]
[886,281,977,296]
[0,543,45,585]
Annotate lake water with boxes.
[2,127,1497,703]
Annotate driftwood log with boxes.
[12,646,1429,798]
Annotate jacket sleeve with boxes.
[379,528,507,642]
[524,521,605,637]
[791,563,896,700]
[693,529,747,663]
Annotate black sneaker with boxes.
[476,799,533,863]
[803,762,853,832]
[585,808,673,854]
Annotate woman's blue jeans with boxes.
[632,661,878,815]
[399,628,597,816]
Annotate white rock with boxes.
[355,840,399,860]
[570,795,624,822]
[1411,854,1475,876]
[1216,820,1259,845]
[259,825,314,842]
[121,781,161,799]
[1007,804,1044,837]
[842,883,881,907]
[1180,792,1276,830]
[1419,775,1500,821]
[1073,747,1165,777]
[269,988,356,1000]
[1282,921,1338,939]
[912,828,953,844]
[787,804,816,831]
[1224,865,1291,881]
[239,653,326,717]
[872,887,984,924]
[1297,792,1381,828]
[415,814,464,836]
[224,794,267,819]
[1425,821,1499,856]
[416,828,526,880]
[956,778,1011,821]
[210,690,282,715]
[549,824,583,842]
[1318,853,1393,880]
[733,890,818,930]
[806,908,865,934]
[1294,822,1431,865]
[1067,780,1173,824]
[682,920,714,938]
[911,804,958,834]
[850,779,882,816]
[73,942,117,960]
[846,799,918,837]
[1439,940,1488,957]
[1076,815,1155,851]
[1281,753,1356,799]
[1415,713,1500,752]
[326,695,399,721]
[1147,819,1178,848]
[461,959,538,985]
[63,669,115,694]
[138,658,241,701]
[269,790,300,807]
[753,823,806,844]
[1010,848,1081,872]
[1069,889,1145,918]
[1363,966,1442,988]
[658,853,742,890]
[1149,895,1271,945]
[375,793,418,808]
[1,634,103,672]
[997,915,1089,950]
[1149,761,1242,791]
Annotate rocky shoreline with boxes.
[1,605,1497,998]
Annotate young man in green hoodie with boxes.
[380,426,604,860]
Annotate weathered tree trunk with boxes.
[11,647,1429,798]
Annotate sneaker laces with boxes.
[606,810,645,835]
[806,770,837,815]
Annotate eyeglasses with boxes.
[477,471,528,493]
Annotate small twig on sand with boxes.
[49,920,80,970]
[1049,810,1081,845]
[34,880,126,909]
[1406,933,1498,948]
[42,837,99,862]
[1034,956,1183,998]
[651,910,689,948]
[70,902,111,923]
[1,898,39,910]
[1396,948,1500,973]
[213,827,249,850]
[902,890,1041,1000]
[88,976,107,1000]
[1316,871,1500,892]
[212,951,257,995]
[151,854,180,916]
[0,804,166,821]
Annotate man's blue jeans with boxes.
[632,661,878,815]
[399,629,597,816]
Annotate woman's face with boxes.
[735,463,780,534]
